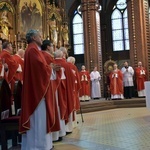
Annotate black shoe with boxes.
[80,100,85,102]
[66,131,72,135]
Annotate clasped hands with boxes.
[50,63,61,71]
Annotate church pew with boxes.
[0,79,20,150]
[13,80,22,116]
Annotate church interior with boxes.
[0,0,150,149]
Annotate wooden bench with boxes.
[0,79,20,150]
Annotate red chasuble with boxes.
[109,69,123,95]
[13,54,24,81]
[67,62,81,111]
[0,50,19,83]
[135,67,147,91]
[79,70,90,97]
[19,43,55,133]
[54,58,75,122]
[42,50,60,132]
[41,51,54,65]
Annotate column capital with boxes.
[81,0,100,12]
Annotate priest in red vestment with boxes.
[0,41,19,83]
[0,41,20,107]
[53,50,75,137]
[109,63,124,100]
[79,65,91,101]
[19,30,55,150]
[135,61,147,97]
[54,50,75,121]
[67,56,81,131]
[67,56,81,111]
[41,40,62,140]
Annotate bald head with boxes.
[17,49,25,59]
[81,65,85,70]
[59,47,68,58]
[138,61,142,67]
[54,50,63,58]
[67,56,75,64]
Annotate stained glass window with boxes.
[111,0,130,51]
[73,9,84,55]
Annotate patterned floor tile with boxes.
[2,107,150,150]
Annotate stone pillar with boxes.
[81,0,102,73]
[128,0,150,78]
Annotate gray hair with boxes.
[67,56,75,64]
[54,50,63,58]
[17,49,25,58]
[59,47,66,52]
[26,29,39,44]
[59,47,68,55]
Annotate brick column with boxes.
[80,0,102,73]
[128,0,150,78]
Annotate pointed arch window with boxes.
[72,8,84,55]
[111,0,130,51]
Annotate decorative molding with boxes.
[131,0,137,64]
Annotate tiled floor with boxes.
[6,107,150,150]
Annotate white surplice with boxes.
[121,66,134,87]
[90,71,101,98]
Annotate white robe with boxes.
[52,91,66,141]
[121,66,134,87]
[65,112,74,132]
[52,67,66,141]
[21,71,55,150]
[21,98,52,150]
[90,71,101,98]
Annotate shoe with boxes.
[66,131,72,135]
[58,137,63,141]
[93,97,99,99]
